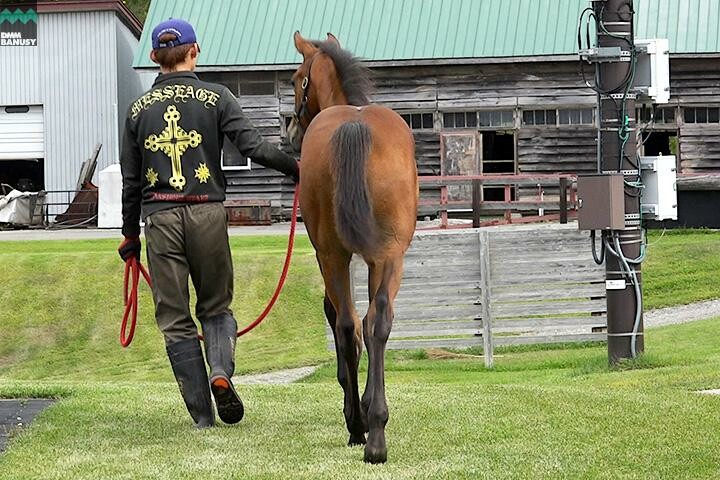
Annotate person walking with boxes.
[118,18,299,428]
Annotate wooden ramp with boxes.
[329,223,607,367]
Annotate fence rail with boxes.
[418,174,577,228]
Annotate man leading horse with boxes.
[118,19,299,428]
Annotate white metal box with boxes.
[634,39,670,104]
[98,163,123,228]
[640,155,677,221]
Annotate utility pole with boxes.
[594,0,644,364]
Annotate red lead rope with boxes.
[120,256,152,347]
[120,186,300,347]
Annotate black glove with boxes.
[290,161,300,184]
[118,236,141,262]
[254,142,300,183]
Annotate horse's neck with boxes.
[318,77,349,110]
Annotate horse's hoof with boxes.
[348,432,366,446]
[363,445,387,464]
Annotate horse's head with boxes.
[287,31,343,151]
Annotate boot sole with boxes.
[210,375,245,424]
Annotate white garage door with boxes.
[0,105,45,160]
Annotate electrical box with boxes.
[640,155,677,221]
[634,39,670,104]
[577,174,626,230]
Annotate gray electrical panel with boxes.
[577,174,626,230]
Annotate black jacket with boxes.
[120,71,298,237]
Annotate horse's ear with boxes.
[326,32,340,47]
[294,31,315,57]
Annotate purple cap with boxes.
[151,18,197,49]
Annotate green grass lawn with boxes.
[0,229,719,478]
[0,235,331,381]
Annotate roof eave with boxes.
[37,0,143,38]
[133,54,582,71]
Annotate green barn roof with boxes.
[134,0,720,69]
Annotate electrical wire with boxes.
[606,233,643,358]
[590,230,606,265]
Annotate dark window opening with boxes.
[197,72,238,94]
[482,132,515,170]
[0,159,44,191]
[239,81,276,96]
[221,137,251,170]
[641,131,677,157]
[638,106,676,124]
[443,111,476,129]
[482,186,517,201]
[5,105,30,114]
[683,107,720,124]
[402,112,434,130]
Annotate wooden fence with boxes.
[327,223,606,367]
[418,174,578,229]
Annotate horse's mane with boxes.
[312,39,373,106]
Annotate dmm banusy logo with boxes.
[0,1,38,47]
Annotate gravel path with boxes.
[645,299,720,327]
[234,366,320,385]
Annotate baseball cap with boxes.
[151,18,197,49]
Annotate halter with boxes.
[293,55,317,128]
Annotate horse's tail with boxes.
[331,121,376,253]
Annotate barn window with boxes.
[239,81,275,96]
[523,109,594,126]
[442,112,475,129]
[558,108,593,125]
[238,72,276,96]
[197,72,239,94]
[683,107,720,124]
[401,112,434,130]
[522,109,556,126]
[638,106,676,124]
[221,138,252,170]
[478,110,513,128]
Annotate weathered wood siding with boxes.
[219,57,720,215]
[330,224,606,358]
[679,125,720,173]
[671,59,720,174]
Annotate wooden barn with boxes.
[133,0,720,225]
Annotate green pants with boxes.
[145,202,234,345]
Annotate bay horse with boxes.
[287,32,418,464]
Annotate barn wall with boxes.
[672,59,720,175]
[215,56,720,213]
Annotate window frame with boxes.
[220,143,252,171]
[400,111,435,131]
[682,106,720,125]
[522,107,595,127]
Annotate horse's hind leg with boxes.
[361,262,384,431]
[318,252,366,446]
[363,255,404,464]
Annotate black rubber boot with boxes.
[166,338,215,428]
[203,312,244,424]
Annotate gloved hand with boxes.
[291,161,300,184]
[118,236,141,262]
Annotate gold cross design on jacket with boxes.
[143,105,203,191]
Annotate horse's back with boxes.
[300,105,418,256]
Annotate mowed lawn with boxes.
[0,229,720,479]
